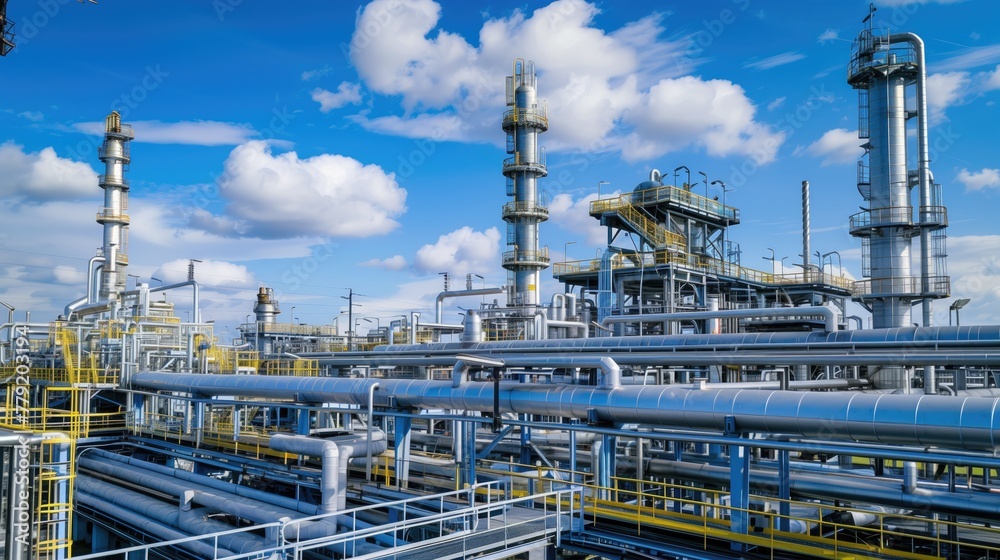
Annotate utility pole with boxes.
[343,289,354,350]
[341,288,363,350]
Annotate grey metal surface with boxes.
[502,59,549,308]
[270,432,387,512]
[648,459,1000,520]
[77,475,266,554]
[132,370,1000,451]
[295,325,1000,370]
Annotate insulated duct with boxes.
[648,459,1000,520]
[300,325,1000,369]
[269,431,387,512]
[76,475,267,554]
[132,372,1000,451]
[601,306,839,333]
[86,448,318,514]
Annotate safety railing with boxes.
[501,200,549,219]
[484,460,1000,560]
[626,184,740,222]
[502,247,550,266]
[34,435,76,560]
[848,206,912,233]
[919,205,948,227]
[70,480,578,560]
[96,174,130,187]
[95,206,130,223]
[849,29,916,82]
[502,106,549,129]
[502,149,547,174]
[555,251,855,292]
[285,481,575,560]
[590,195,687,249]
[853,275,950,298]
[263,358,320,377]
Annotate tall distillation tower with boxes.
[501,59,549,309]
[847,14,950,389]
[96,111,134,306]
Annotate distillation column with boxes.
[250,287,281,354]
[847,25,950,390]
[96,111,134,305]
[501,59,549,308]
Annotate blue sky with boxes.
[2,0,1000,338]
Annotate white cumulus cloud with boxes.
[803,128,862,166]
[311,82,363,112]
[208,141,406,239]
[622,76,785,163]
[0,142,98,201]
[153,259,254,289]
[347,0,783,164]
[360,255,408,270]
[956,168,1000,191]
[985,64,1000,91]
[413,226,500,274]
[926,72,970,124]
[548,192,607,246]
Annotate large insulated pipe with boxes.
[149,280,200,324]
[270,432,388,512]
[602,305,838,333]
[78,456,301,525]
[271,435,339,514]
[453,356,618,389]
[86,448,318,514]
[76,476,266,554]
[132,372,1000,451]
[534,312,589,339]
[68,300,114,320]
[82,450,391,544]
[409,311,420,344]
[890,33,934,327]
[344,325,1000,363]
[890,32,938,395]
[647,459,1000,520]
[436,287,505,323]
[75,492,236,559]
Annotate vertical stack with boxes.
[501,59,550,309]
[96,111,134,305]
[847,17,950,390]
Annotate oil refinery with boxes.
[4,10,1000,560]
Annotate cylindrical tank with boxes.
[253,287,281,323]
[461,310,483,343]
[868,71,912,330]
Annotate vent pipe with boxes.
[802,180,810,273]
